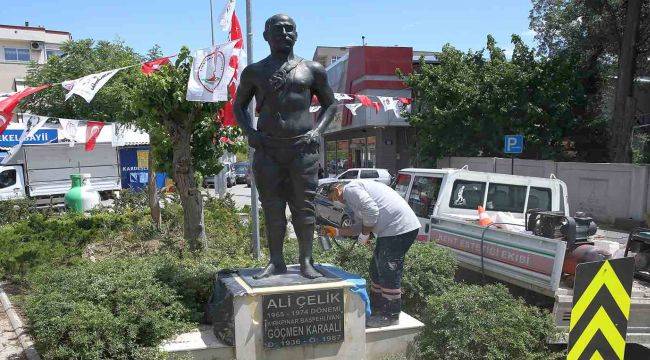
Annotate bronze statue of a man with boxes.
[234,14,337,279]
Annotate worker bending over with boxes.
[324,180,420,327]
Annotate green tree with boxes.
[530,0,650,162]
[403,35,607,163]
[25,39,244,252]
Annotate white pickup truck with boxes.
[395,167,650,345]
[0,142,121,206]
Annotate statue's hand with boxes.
[300,129,321,146]
[248,131,264,149]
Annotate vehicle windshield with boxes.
[234,164,248,174]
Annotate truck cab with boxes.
[0,165,26,200]
[394,168,570,241]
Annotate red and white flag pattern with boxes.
[0,84,51,136]
[85,121,105,151]
[141,56,172,75]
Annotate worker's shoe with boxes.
[365,313,399,328]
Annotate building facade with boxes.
[0,23,71,93]
[312,46,349,68]
[317,45,437,177]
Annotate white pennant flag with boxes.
[58,118,81,147]
[187,40,238,102]
[2,115,49,165]
[334,93,354,101]
[112,123,126,147]
[377,96,401,117]
[63,68,123,103]
[309,106,321,113]
[344,103,363,116]
[219,0,237,31]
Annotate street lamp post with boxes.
[246,0,261,260]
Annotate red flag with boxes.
[372,101,382,113]
[219,136,234,145]
[141,56,172,75]
[85,121,105,151]
[218,12,245,130]
[356,94,373,107]
[231,13,244,49]
[398,97,412,105]
[0,84,51,136]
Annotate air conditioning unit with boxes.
[30,41,43,51]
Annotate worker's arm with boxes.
[343,184,379,235]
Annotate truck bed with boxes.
[429,215,650,345]
[22,143,121,197]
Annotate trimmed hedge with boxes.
[411,284,561,360]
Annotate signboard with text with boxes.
[0,129,58,147]
[262,288,344,349]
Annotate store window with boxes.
[449,180,486,210]
[350,138,365,168]
[408,176,442,218]
[337,140,350,172]
[366,136,376,168]
[4,47,30,62]
[326,141,337,177]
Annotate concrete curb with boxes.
[0,283,40,360]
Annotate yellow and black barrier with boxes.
[567,257,635,360]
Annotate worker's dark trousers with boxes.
[252,138,319,266]
[369,229,418,318]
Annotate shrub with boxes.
[286,238,457,318]
[25,257,192,360]
[411,284,560,360]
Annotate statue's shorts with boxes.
[252,136,319,233]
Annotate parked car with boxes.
[204,163,235,188]
[233,162,250,184]
[315,183,354,227]
[318,168,392,186]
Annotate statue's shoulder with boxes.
[302,58,326,71]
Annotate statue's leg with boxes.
[288,149,321,279]
[252,149,288,279]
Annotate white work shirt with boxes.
[342,180,421,238]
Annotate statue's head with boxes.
[263,14,297,54]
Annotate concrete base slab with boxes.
[162,312,424,360]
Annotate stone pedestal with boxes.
[161,264,424,360]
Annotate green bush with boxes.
[25,257,192,360]
[286,239,457,318]
[411,284,560,360]
[0,211,143,279]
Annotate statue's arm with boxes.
[310,62,337,135]
[233,66,258,137]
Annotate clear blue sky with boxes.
[1,0,537,60]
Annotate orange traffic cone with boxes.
[478,206,493,227]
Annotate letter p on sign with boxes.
[504,135,523,154]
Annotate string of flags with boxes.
[0,0,413,143]
[308,93,412,117]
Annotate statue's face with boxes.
[264,15,297,53]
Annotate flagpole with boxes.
[246,0,261,260]
[209,0,215,46]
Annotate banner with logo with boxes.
[186,40,238,102]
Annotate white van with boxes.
[394,168,569,241]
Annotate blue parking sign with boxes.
[504,135,523,154]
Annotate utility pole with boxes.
[246,0,261,259]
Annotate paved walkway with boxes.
[0,307,25,360]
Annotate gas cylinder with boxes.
[65,173,100,213]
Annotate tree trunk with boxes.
[147,145,161,230]
[167,111,206,252]
[609,0,642,163]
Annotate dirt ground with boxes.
[0,307,25,360]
